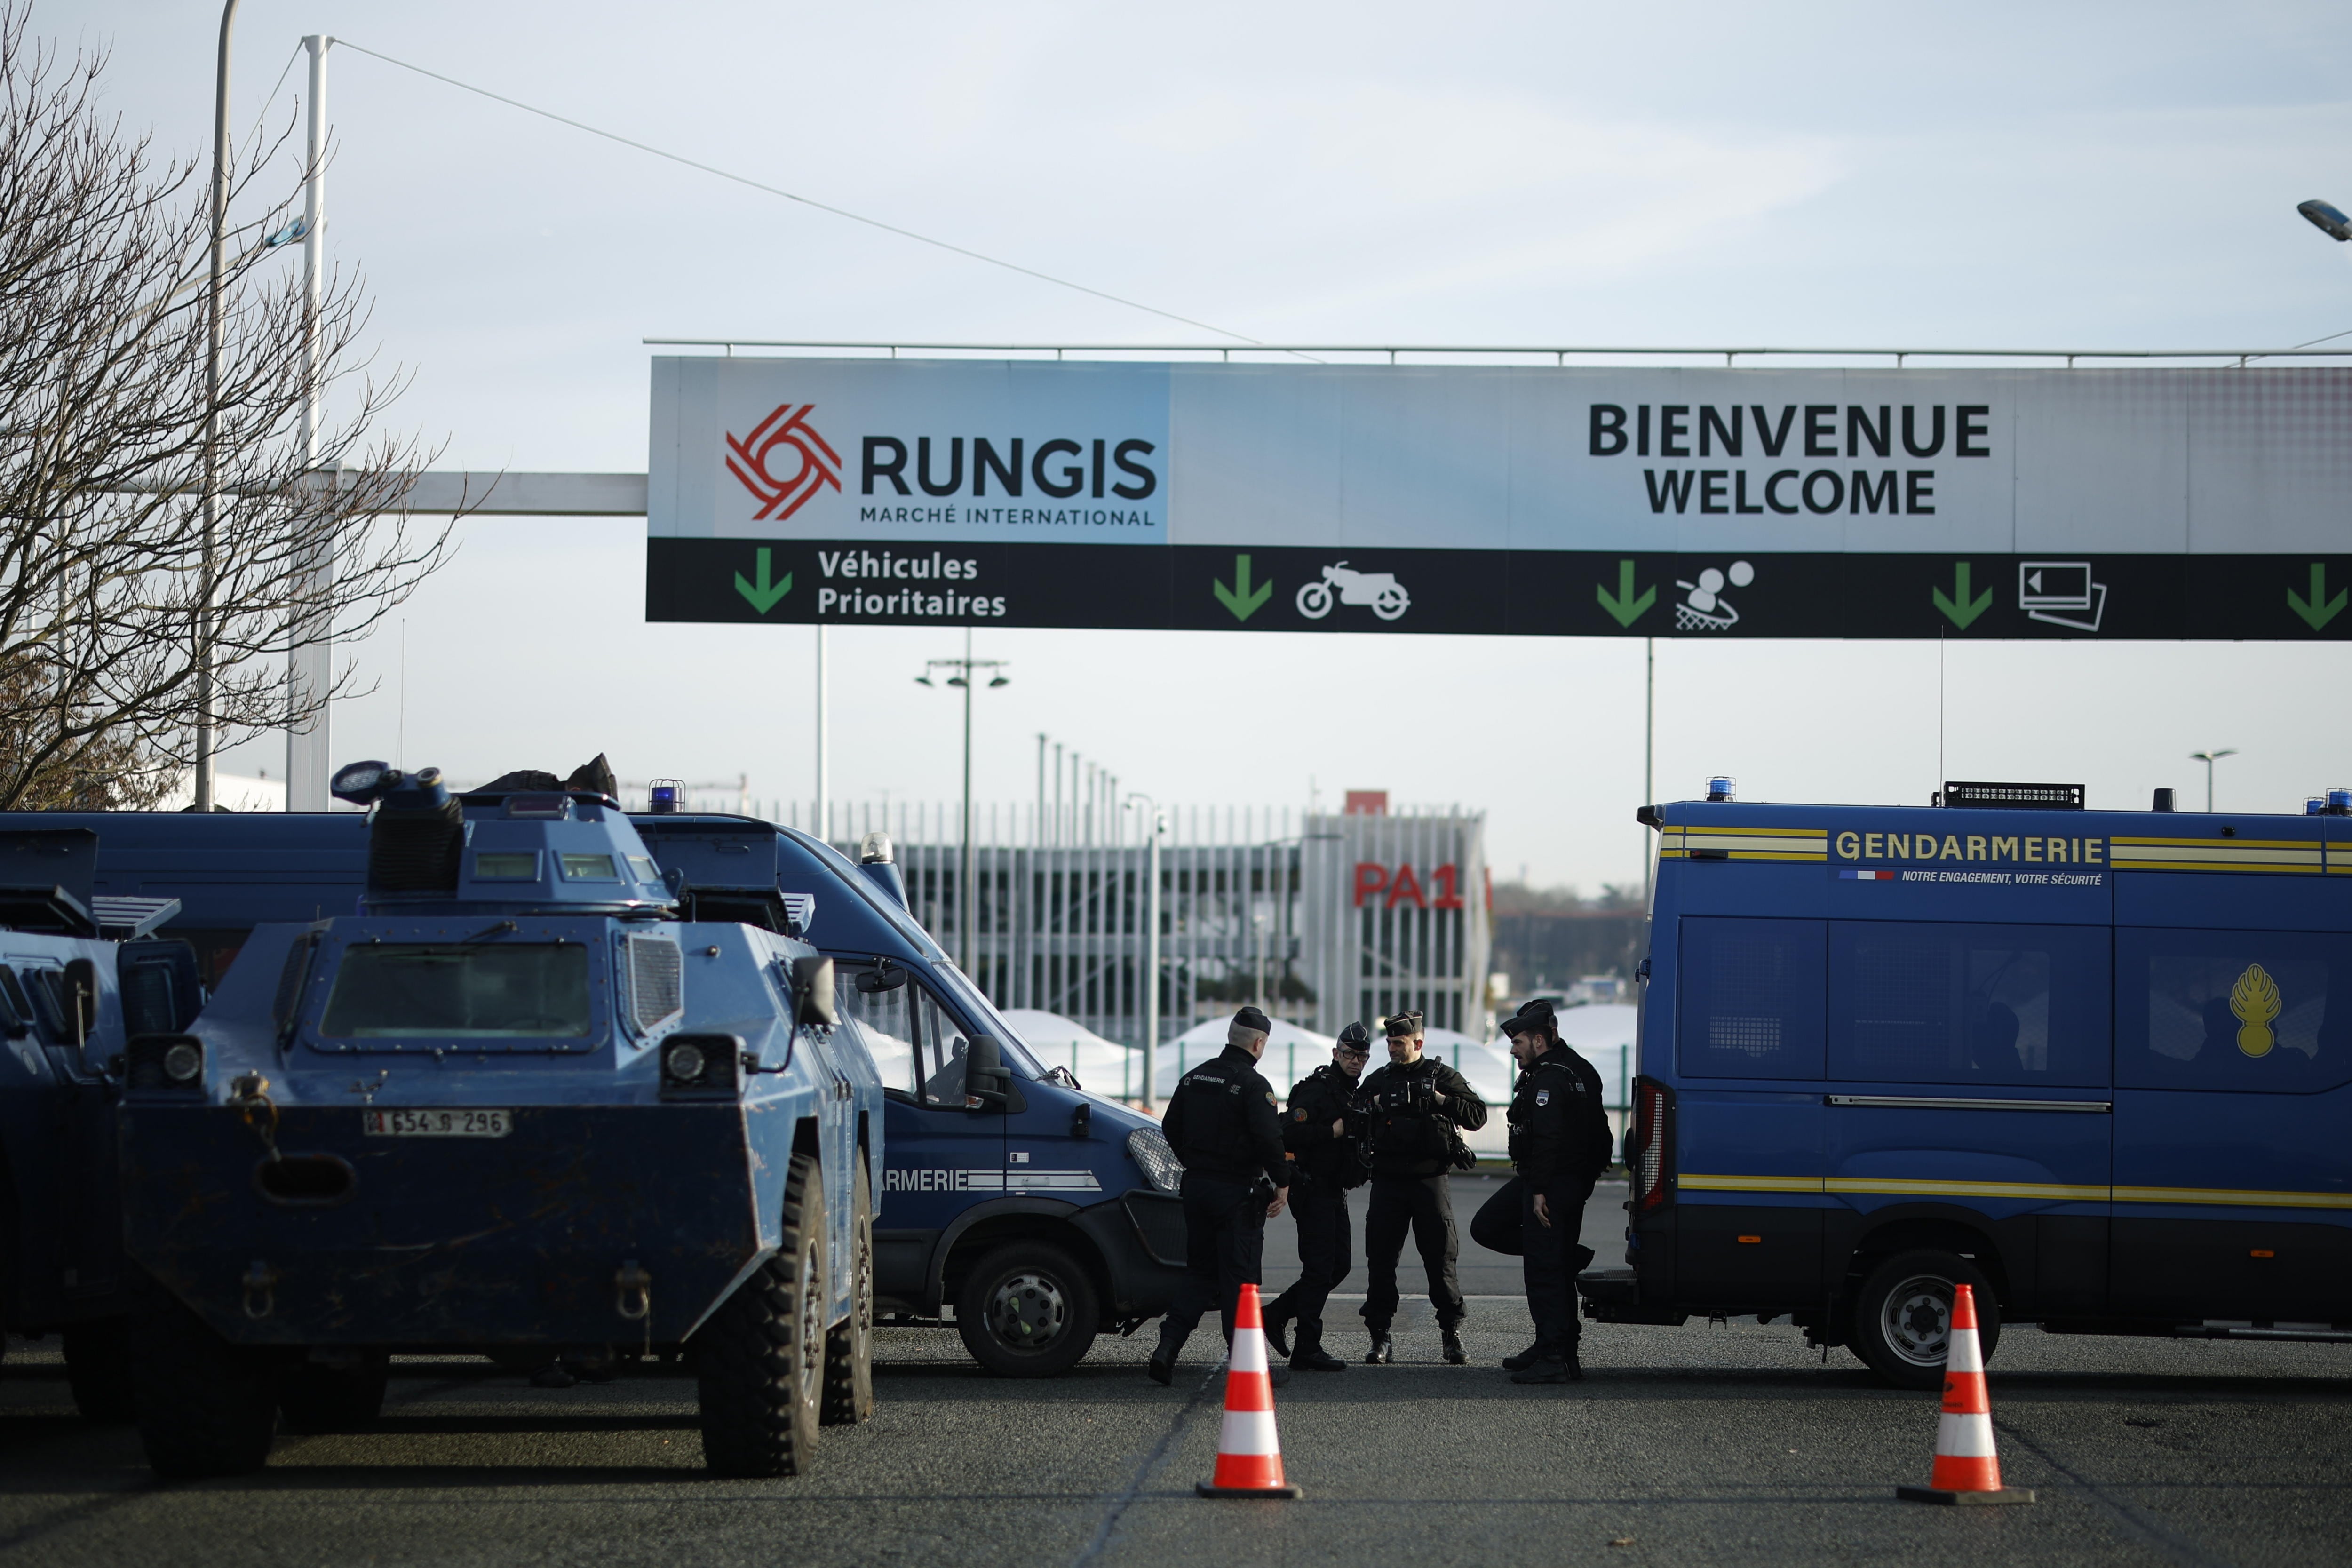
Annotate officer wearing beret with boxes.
[1471,999,1613,1383]
[1353,1010,1487,1365]
[1150,1005,1290,1385]
[1263,1021,1374,1372]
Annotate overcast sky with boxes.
[48,1,2352,890]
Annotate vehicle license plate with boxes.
[362,1108,512,1138]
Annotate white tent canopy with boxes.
[997,1008,1148,1098]
[1154,1016,1338,1101]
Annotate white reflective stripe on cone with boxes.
[1218,1409,1280,1456]
[1935,1412,1998,1458]
[1230,1332,1269,1374]
[1946,1327,1983,1375]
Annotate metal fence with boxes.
[758,798,1488,1053]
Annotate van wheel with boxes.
[695,1153,826,1477]
[279,1352,391,1433]
[62,1318,137,1423]
[822,1158,875,1425]
[129,1288,278,1478]
[1849,1249,2002,1391]
[955,1241,1100,1378]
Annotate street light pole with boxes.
[286,32,332,811]
[915,636,1008,977]
[1128,793,1162,1113]
[197,0,240,814]
[2190,748,2239,813]
[960,628,974,968]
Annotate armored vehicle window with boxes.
[559,853,619,881]
[474,852,538,880]
[319,944,592,1038]
[2117,928,2352,1094]
[1828,921,2108,1088]
[0,965,32,1038]
[13,964,67,1044]
[1677,918,1826,1079]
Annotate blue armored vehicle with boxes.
[0,829,203,1421]
[114,763,884,1478]
[6,794,1189,1380]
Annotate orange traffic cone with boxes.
[1897,1283,2034,1506]
[1196,1283,1303,1499]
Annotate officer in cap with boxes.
[1262,1021,1374,1372]
[1352,1010,1487,1364]
[1472,998,1613,1382]
[1149,1005,1290,1385]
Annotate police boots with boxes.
[1291,1338,1348,1373]
[1441,1327,1468,1365]
[1148,1326,1185,1385]
[1508,1344,1584,1384]
[1364,1333,1394,1365]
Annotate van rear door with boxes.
[2112,924,2352,1323]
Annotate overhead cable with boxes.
[333,40,1266,347]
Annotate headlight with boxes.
[1126,1127,1184,1194]
[659,1032,744,1097]
[126,1034,204,1094]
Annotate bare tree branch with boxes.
[0,4,454,809]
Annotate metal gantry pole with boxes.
[814,625,828,840]
[197,0,240,814]
[286,32,331,811]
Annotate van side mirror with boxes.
[61,957,97,1047]
[792,955,838,1028]
[965,1034,1012,1109]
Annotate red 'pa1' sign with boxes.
[1353,862,1466,910]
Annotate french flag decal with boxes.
[1841,869,1896,881]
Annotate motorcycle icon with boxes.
[1296,562,1411,622]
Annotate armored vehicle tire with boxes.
[279,1352,391,1433]
[822,1158,876,1425]
[696,1152,826,1477]
[62,1318,138,1423]
[954,1240,1101,1378]
[1850,1248,2003,1392]
[128,1289,278,1478]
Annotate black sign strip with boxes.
[646,539,2352,640]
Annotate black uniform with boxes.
[1157,1044,1289,1350]
[1353,1055,1487,1335]
[1263,1062,1364,1357]
[1471,1044,1613,1355]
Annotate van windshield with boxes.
[320,944,592,1038]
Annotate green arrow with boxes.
[1213,553,1272,621]
[1931,560,1992,629]
[1595,559,1656,628]
[2288,562,2347,630]
[733,547,793,614]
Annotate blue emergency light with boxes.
[1706,776,1736,803]
[648,778,683,815]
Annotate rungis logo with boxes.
[726,403,842,521]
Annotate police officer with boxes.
[1473,999,1613,1383]
[1150,1005,1290,1385]
[1353,1011,1487,1364]
[1263,1022,1374,1372]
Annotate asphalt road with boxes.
[6,1177,2351,1568]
